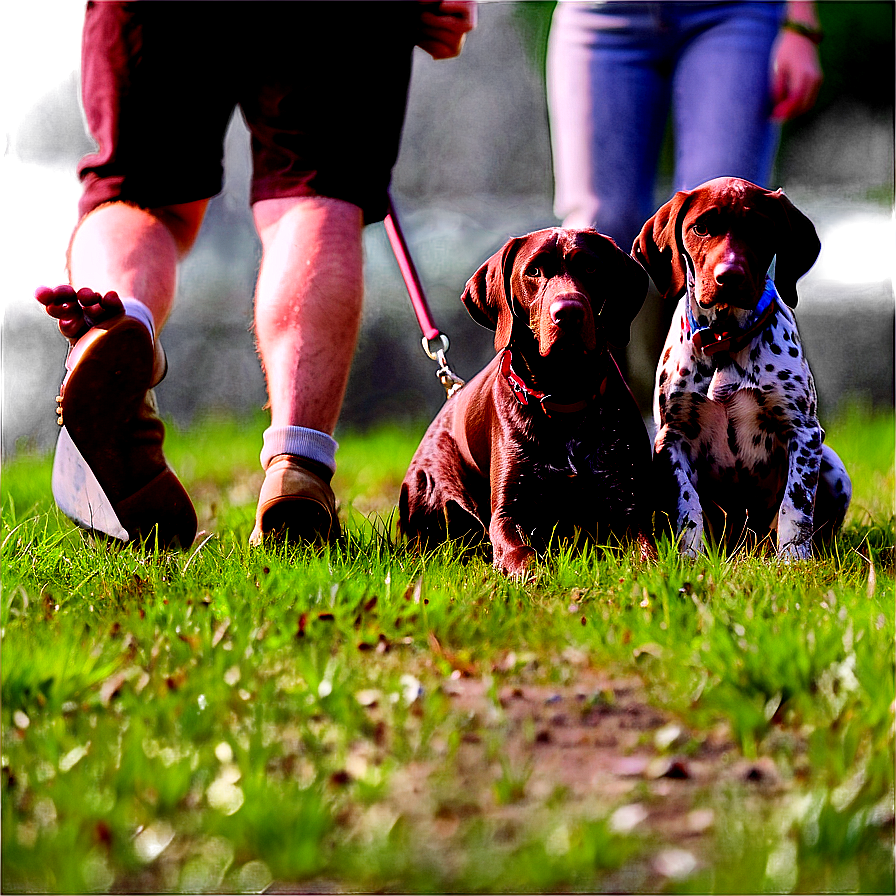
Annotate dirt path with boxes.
[318,669,790,891]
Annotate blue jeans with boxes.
[548,0,785,250]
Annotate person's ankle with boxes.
[120,297,156,340]
[260,426,337,481]
[268,453,333,485]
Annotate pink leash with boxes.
[385,193,465,398]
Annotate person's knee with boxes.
[149,200,209,256]
[253,195,363,239]
[78,199,208,257]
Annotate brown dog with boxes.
[633,177,851,557]
[399,228,655,577]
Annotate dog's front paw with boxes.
[778,539,812,562]
[677,516,704,558]
[494,544,537,579]
[777,512,814,561]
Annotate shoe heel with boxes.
[252,496,333,546]
[52,425,197,549]
[115,469,198,549]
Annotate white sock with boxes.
[66,296,160,376]
[120,298,156,341]
[260,426,338,474]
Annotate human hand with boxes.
[770,28,823,121]
[417,1,477,60]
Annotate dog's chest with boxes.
[508,444,617,510]
[685,389,785,478]
[660,313,813,479]
[520,413,644,511]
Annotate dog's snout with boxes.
[713,261,747,287]
[550,295,585,330]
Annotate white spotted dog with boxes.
[632,177,851,559]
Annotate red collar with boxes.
[499,349,605,416]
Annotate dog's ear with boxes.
[461,236,524,351]
[767,189,820,308]
[578,231,649,348]
[631,190,693,300]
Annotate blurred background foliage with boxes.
[402,0,896,211]
[4,2,893,454]
[790,0,895,202]
[3,0,896,203]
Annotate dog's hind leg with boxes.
[812,445,852,549]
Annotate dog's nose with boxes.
[550,297,585,329]
[713,261,747,287]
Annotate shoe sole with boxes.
[52,317,196,548]
[52,425,130,541]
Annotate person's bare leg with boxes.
[36,201,207,343]
[69,201,206,326]
[253,195,364,433]
[250,195,364,544]
[37,200,207,548]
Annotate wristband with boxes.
[782,19,824,44]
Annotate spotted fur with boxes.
[633,178,851,558]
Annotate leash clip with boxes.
[422,334,465,398]
[386,193,466,401]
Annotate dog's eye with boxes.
[525,264,543,278]
[692,222,710,237]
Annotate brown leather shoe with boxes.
[249,455,340,547]
[51,316,197,549]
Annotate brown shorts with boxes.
[78,1,419,224]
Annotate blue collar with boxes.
[686,277,780,356]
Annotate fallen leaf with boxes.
[404,578,424,604]
[612,755,650,777]
[177,631,201,651]
[399,674,424,705]
[653,848,697,880]
[686,808,715,833]
[133,822,174,863]
[647,756,691,780]
[633,642,664,660]
[211,618,231,648]
[59,743,90,772]
[654,722,683,750]
[99,669,131,706]
[610,803,648,832]
[206,775,244,815]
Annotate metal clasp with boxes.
[422,334,465,398]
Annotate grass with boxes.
[1,405,893,893]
